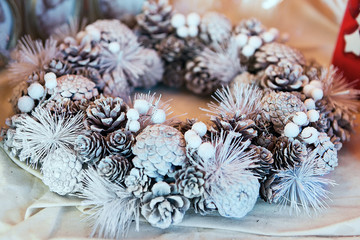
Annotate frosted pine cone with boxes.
[253,146,274,179]
[137,48,164,88]
[175,165,206,199]
[311,132,338,172]
[212,176,260,218]
[132,124,187,179]
[272,137,306,170]
[125,168,152,198]
[327,108,354,143]
[261,60,309,91]
[97,154,131,183]
[200,12,232,45]
[44,98,90,116]
[43,58,71,77]
[41,149,83,195]
[141,182,190,229]
[101,72,131,99]
[85,96,128,135]
[75,131,107,164]
[106,129,134,157]
[136,0,174,48]
[53,75,99,101]
[162,61,185,87]
[211,117,257,142]
[192,194,217,215]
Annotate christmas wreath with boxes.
[1,0,359,239]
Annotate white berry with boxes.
[187,12,201,26]
[188,26,198,37]
[311,88,324,101]
[248,36,262,49]
[303,84,315,97]
[171,13,186,28]
[151,109,166,124]
[242,44,256,57]
[198,142,215,160]
[309,80,322,88]
[301,127,319,144]
[269,28,279,37]
[28,82,45,100]
[307,109,320,122]
[127,108,140,121]
[18,96,35,113]
[236,34,248,47]
[284,122,300,138]
[191,122,207,137]
[108,42,120,53]
[304,98,316,110]
[134,99,150,115]
[44,72,56,82]
[293,112,307,126]
[128,120,140,133]
[176,26,189,38]
[184,130,198,142]
[186,134,202,149]
[262,31,275,43]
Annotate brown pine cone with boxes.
[259,169,278,203]
[252,146,274,180]
[43,58,72,77]
[172,118,198,134]
[234,18,266,36]
[272,136,306,170]
[75,131,107,164]
[85,95,129,135]
[97,154,131,183]
[255,132,277,151]
[261,60,309,91]
[106,129,134,158]
[162,61,185,87]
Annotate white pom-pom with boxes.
[301,127,319,144]
[127,108,140,121]
[242,44,256,57]
[134,99,150,115]
[307,110,320,122]
[311,88,324,101]
[188,26,198,37]
[186,134,202,149]
[198,142,215,160]
[44,72,56,82]
[171,13,186,28]
[108,42,120,54]
[85,25,101,41]
[184,130,198,142]
[187,12,201,26]
[176,26,189,38]
[235,34,248,47]
[304,98,316,110]
[17,96,35,113]
[128,120,140,133]
[151,109,166,124]
[309,80,322,88]
[284,122,300,138]
[269,28,279,37]
[248,36,262,49]
[303,84,315,97]
[191,122,207,137]
[28,82,45,100]
[292,112,307,126]
[262,31,275,43]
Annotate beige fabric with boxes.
[1,1,360,239]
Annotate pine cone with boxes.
[53,75,99,101]
[85,96,128,135]
[106,129,134,157]
[200,12,232,45]
[75,131,107,164]
[43,58,72,77]
[255,132,277,150]
[162,61,185,87]
[272,136,306,170]
[175,165,206,199]
[261,91,306,132]
[192,194,217,215]
[259,169,277,203]
[252,43,306,72]
[311,132,338,172]
[97,154,131,183]
[136,0,173,48]
[172,118,197,134]
[261,60,309,91]
[132,124,187,179]
[41,149,83,195]
[44,98,90,116]
[137,48,164,88]
[253,146,274,179]
[101,72,132,99]
[125,168,152,198]
[234,18,266,36]
[141,182,190,229]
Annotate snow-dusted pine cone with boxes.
[211,117,257,141]
[97,154,131,183]
[234,18,266,36]
[141,182,190,229]
[192,194,217,215]
[259,170,277,203]
[106,129,134,157]
[199,12,232,45]
[75,131,107,164]
[132,124,187,179]
[311,132,338,172]
[261,60,309,91]
[162,61,185,87]
[212,176,260,218]
[1,115,23,158]
[44,98,90,116]
[125,168,152,198]
[101,72,131,99]
[53,75,99,101]
[43,58,71,77]
[136,48,164,88]
[272,137,306,170]
[253,146,274,179]
[175,165,206,199]
[136,0,174,48]
[261,91,306,132]
[85,96,128,135]
[41,149,83,195]
[253,43,306,72]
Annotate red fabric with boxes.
[331,0,360,88]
